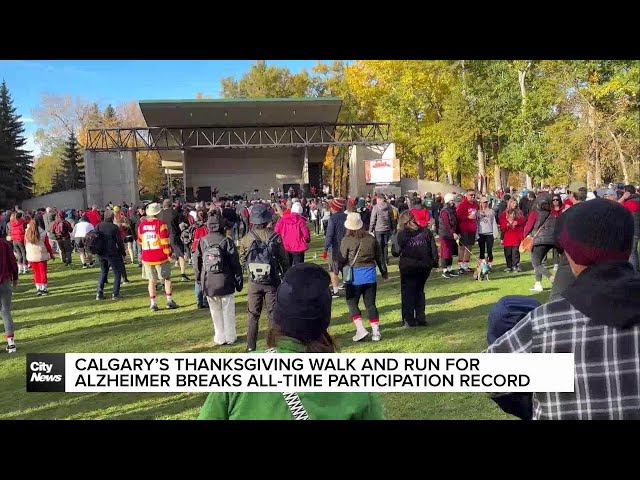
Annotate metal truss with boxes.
[85,123,392,151]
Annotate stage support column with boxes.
[182,150,187,202]
[302,147,309,185]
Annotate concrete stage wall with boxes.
[84,151,139,207]
[21,189,86,211]
[185,148,323,199]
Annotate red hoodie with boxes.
[456,198,480,234]
[410,207,430,228]
[86,209,101,226]
[274,213,310,253]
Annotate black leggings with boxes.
[531,244,554,281]
[13,241,26,265]
[345,282,379,320]
[312,219,319,235]
[477,234,494,261]
[288,252,305,265]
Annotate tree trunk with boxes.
[493,162,501,192]
[595,143,602,187]
[609,128,629,184]
[433,147,439,182]
[417,155,425,180]
[456,158,462,186]
[491,136,501,192]
[526,174,533,190]
[500,168,509,191]
[475,133,486,193]
[587,102,597,190]
[446,170,453,184]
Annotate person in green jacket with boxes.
[198,263,385,420]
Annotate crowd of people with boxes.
[2,178,640,420]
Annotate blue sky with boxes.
[0,60,325,156]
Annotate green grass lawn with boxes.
[0,235,552,420]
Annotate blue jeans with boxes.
[133,241,141,263]
[195,282,206,307]
[98,256,124,297]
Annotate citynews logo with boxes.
[26,353,66,392]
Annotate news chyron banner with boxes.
[27,353,575,393]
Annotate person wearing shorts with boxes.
[72,215,95,268]
[138,202,177,311]
[158,199,190,282]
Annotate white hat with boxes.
[344,212,363,231]
[291,202,303,214]
[145,202,162,216]
[444,193,455,203]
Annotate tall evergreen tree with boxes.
[0,80,33,206]
[53,131,84,192]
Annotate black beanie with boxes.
[273,263,331,342]
[555,198,633,266]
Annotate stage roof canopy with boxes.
[138,97,343,172]
[139,97,343,128]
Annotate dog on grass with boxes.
[473,260,491,281]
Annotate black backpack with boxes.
[84,229,105,256]
[246,230,280,285]
[201,236,227,277]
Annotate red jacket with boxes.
[192,225,208,252]
[456,198,480,234]
[563,198,573,209]
[499,211,525,247]
[86,209,101,226]
[10,219,26,243]
[410,207,430,228]
[138,218,171,265]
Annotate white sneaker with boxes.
[353,329,369,342]
[529,282,543,292]
[372,332,381,342]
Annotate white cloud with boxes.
[21,117,34,123]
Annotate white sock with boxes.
[43,284,47,291]
[353,318,366,333]
[333,287,339,294]
[370,322,380,335]
[7,337,15,347]
[166,294,173,302]
[150,297,157,306]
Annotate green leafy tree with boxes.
[53,131,84,192]
[220,61,314,98]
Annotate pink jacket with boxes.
[274,213,311,253]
